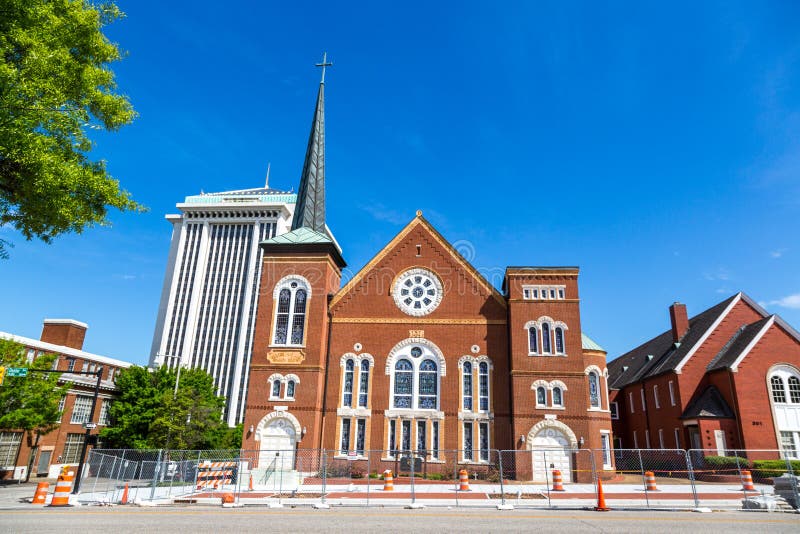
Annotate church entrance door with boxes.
[259,417,296,471]
[531,427,573,483]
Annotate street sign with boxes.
[83,422,97,430]
[6,367,28,377]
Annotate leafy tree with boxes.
[0,0,142,259]
[100,365,236,450]
[0,339,69,481]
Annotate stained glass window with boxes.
[772,376,786,403]
[271,379,281,398]
[394,360,413,408]
[290,289,306,344]
[555,327,564,354]
[286,380,295,398]
[418,360,437,409]
[462,362,473,410]
[343,359,354,407]
[479,362,489,411]
[358,360,370,407]
[340,419,350,454]
[356,419,366,455]
[432,421,439,459]
[402,420,411,451]
[389,420,397,456]
[417,420,426,452]
[479,422,489,462]
[589,372,600,407]
[542,323,551,353]
[274,289,291,344]
[528,326,538,353]
[536,386,546,406]
[553,387,563,406]
[463,423,473,461]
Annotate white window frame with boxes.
[62,434,84,464]
[674,428,681,449]
[668,380,676,406]
[645,429,651,449]
[536,386,547,408]
[633,430,638,448]
[653,385,660,409]
[628,392,635,414]
[390,345,442,411]
[610,401,619,420]
[600,431,612,469]
[462,361,473,411]
[658,428,665,449]
[640,388,647,412]
[284,374,299,401]
[0,432,22,469]
[478,361,490,413]
[271,276,311,347]
[98,400,111,426]
[70,395,93,424]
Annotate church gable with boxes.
[330,214,506,319]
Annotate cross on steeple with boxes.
[315,52,332,84]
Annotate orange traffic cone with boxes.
[120,483,129,504]
[741,470,755,491]
[459,469,470,491]
[249,474,254,491]
[49,466,74,507]
[383,470,394,491]
[644,471,658,491]
[595,477,610,511]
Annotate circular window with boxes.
[392,268,443,316]
[410,347,422,358]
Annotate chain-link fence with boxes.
[75,447,800,511]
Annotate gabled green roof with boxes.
[581,333,605,352]
[262,227,332,246]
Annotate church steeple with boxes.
[291,53,332,233]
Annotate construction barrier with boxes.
[552,470,564,491]
[459,469,470,491]
[196,461,237,489]
[741,470,755,491]
[32,482,49,505]
[383,469,394,491]
[49,467,74,507]
[644,471,658,491]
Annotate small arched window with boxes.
[542,323,552,354]
[343,359,355,407]
[394,360,413,408]
[462,361,473,411]
[528,327,538,354]
[555,327,565,354]
[286,380,296,399]
[789,376,800,404]
[418,360,438,409]
[772,375,787,403]
[536,386,546,406]
[553,387,563,407]
[588,372,600,408]
[273,280,309,346]
[478,362,489,411]
[358,360,370,407]
[271,379,281,399]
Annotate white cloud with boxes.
[770,248,787,258]
[766,293,800,309]
[359,203,408,225]
[704,268,731,282]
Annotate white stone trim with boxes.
[391,268,444,317]
[730,316,775,372]
[531,380,550,389]
[254,410,302,442]
[340,353,357,367]
[385,338,446,376]
[584,365,603,376]
[285,374,300,384]
[525,419,579,450]
[337,407,372,417]
[271,274,312,300]
[383,409,445,420]
[674,293,742,374]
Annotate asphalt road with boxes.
[1,507,799,533]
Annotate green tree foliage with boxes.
[0,338,69,480]
[0,0,142,258]
[100,365,240,450]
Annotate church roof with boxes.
[681,386,735,419]
[291,81,327,232]
[262,227,333,245]
[706,316,772,372]
[581,333,605,352]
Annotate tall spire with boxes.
[291,53,331,233]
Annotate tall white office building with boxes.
[149,186,297,426]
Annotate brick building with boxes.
[240,71,613,483]
[0,319,131,480]
[608,293,800,459]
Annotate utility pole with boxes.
[73,370,103,494]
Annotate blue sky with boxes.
[2,1,799,364]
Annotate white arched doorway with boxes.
[527,420,578,483]
[255,412,301,471]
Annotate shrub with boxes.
[425,473,444,480]
[704,455,750,469]
[751,460,800,479]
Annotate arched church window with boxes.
[553,386,563,407]
[772,375,787,403]
[272,279,310,346]
[286,380,296,399]
[418,360,438,409]
[536,386,546,406]
[555,327,565,354]
[478,362,489,411]
[542,323,552,354]
[271,379,281,399]
[588,372,600,408]
[462,361,473,411]
[394,360,413,408]
[343,359,354,407]
[528,327,538,354]
[358,360,370,407]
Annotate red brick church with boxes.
[239,70,613,482]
